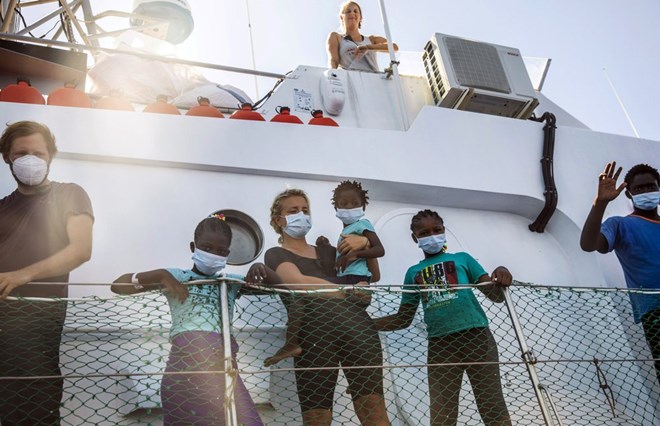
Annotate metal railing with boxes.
[1,281,658,425]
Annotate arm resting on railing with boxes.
[0,214,93,300]
[477,266,512,303]
[372,302,418,332]
[240,263,283,296]
[365,36,398,53]
[112,269,188,303]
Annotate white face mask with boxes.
[191,248,227,276]
[283,211,312,238]
[11,155,49,186]
[336,207,365,225]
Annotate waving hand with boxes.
[597,161,627,202]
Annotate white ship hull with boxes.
[1,65,659,425]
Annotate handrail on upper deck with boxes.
[0,33,288,80]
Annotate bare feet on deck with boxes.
[264,343,303,366]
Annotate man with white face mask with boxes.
[580,161,660,385]
[0,121,94,425]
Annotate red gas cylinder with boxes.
[308,110,339,127]
[270,106,303,124]
[47,81,93,108]
[143,95,180,115]
[229,103,265,121]
[95,91,135,111]
[186,96,224,118]
[0,78,45,105]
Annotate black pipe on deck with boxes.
[528,112,557,233]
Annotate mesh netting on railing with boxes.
[0,283,658,426]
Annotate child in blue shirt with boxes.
[112,213,279,426]
[333,180,385,286]
[374,209,512,426]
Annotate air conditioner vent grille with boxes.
[423,40,445,104]
[445,36,511,94]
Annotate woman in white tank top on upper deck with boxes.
[326,1,398,72]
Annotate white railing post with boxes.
[503,287,559,425]
[377,0,410,131]
[220,280,238,426]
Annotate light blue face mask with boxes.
[192,248,227,276]
[632,191,660,211]
[283,211,312,238]
[336,207,365,225]
[417,233,447,255]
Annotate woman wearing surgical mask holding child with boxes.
[327,1,398,72]
[264,188,390,426]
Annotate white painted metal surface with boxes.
[1,65,659,424]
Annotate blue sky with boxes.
[18,0,660,141]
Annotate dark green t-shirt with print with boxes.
[401,252,489,338]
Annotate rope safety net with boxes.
[0,281,658,425]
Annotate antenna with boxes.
[603,68,640,138]
[245,0,259,99]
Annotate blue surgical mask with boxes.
[192,248,227,276]
[283,211,312,238]
[632,191,660,211]
[336,207,365,225]
[417,234,447,255]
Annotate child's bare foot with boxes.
[264,344,303,367]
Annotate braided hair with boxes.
[332,180,369,207]
[410,209,444,233]
[194,213,232,244]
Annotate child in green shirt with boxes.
[374,209,512,426]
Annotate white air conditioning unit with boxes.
[423,33,539,119]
